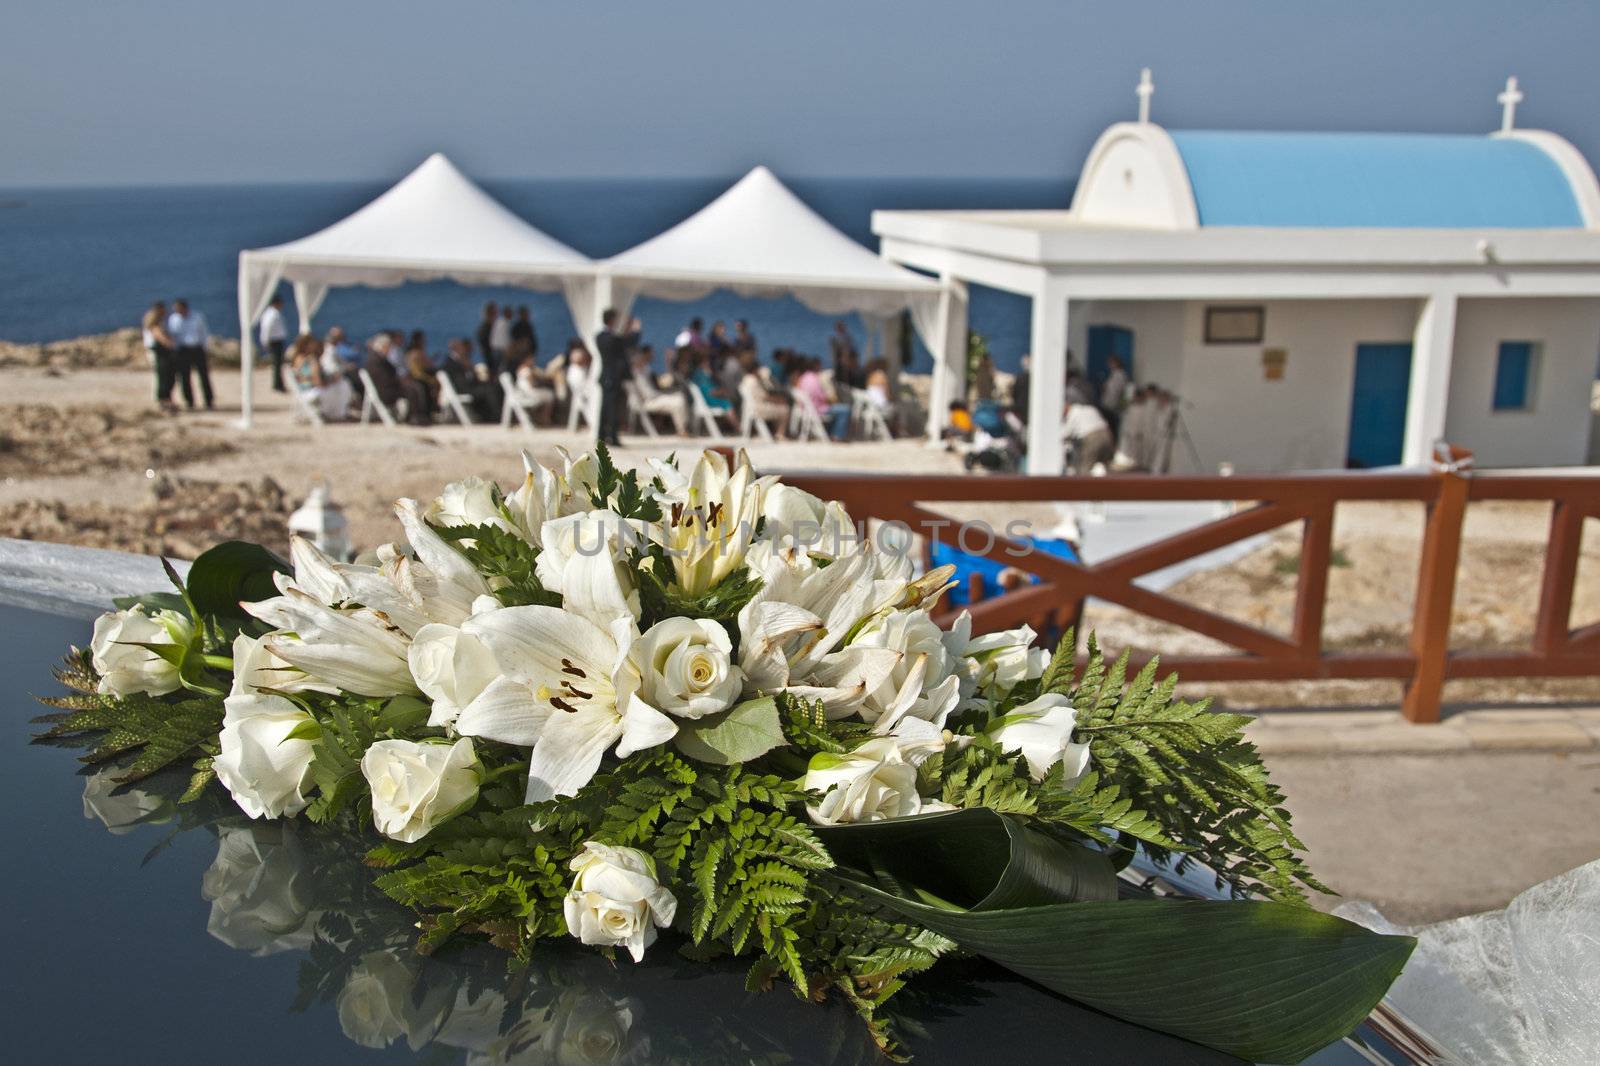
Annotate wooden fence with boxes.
[784,463,1599,723]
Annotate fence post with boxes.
[1402,465,1469,723]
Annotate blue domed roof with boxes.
[1167,131,1585,228]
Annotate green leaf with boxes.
[378,695,431,733]
[185,541,291,618]
[672,697,785,765]
[843,880,1413,1063]
[818,807,1116,910]
[282,718,323,742]
[111,592,190,615]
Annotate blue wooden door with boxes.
[1347,343,1413,468]
[1086,325,1134,392]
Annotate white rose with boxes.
[200,824,319,955]
[361,737,481,843]
[424,475,513,534]
[81,768,170,834]
[213,693,317,820]
[989,693,1092,782]
[540,990,641,1065]
[336,950,451,1050]
[89,605,193,697]
[407,620,501,730]
[803,737,925,825]
[562,842,677,962]
[629,617,742,720]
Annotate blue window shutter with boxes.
[1492,342,1531,410]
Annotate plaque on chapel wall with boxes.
[1204,305,1265,344]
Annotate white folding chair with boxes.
[738,376,775,442]
[788,388,831,444]
[623,381,661,438]
[852,388,893,442]
[289,386,325,426]
[358,368,399,427]
[566,381,595,433]
[689,385,733,440]
[436,372,477,426]
[498,372,537,434]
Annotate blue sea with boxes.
[0,177,1071,373]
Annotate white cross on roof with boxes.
[1498,75,1523,133]
[1136,68,1154,125]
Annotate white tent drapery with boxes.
[235,153,596,427]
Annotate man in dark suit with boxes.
[364,336,428,425]
[594,309,639,448]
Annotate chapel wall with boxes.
[1083,298,1417,473]
[1444,297,1600,468]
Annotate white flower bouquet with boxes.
[37,446,1412,1061]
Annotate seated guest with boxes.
[737,351,789,435]
[707,320,732,371]
[441,338,499,422]
[565,345,593,400]
[290,335,352,421]
[717,346,747,409]
[794,356,851,440]
[406,335,439,420]
[689,351,733,414]
[630,349,689,434]
[365,334,428,424]
[510,353,556,422]
[943,400,975,447]
[863,359,895,433]
[1062,401,1114,475]
[322,325,362,392]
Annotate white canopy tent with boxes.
[236,153,595,427]
[599,166,965,433]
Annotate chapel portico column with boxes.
[1402,293,1458,466]
[1026,279,1069,474]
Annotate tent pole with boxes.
[236,253,255,430]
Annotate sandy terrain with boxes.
[1,351,1595,715]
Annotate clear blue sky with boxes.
[3,0,1596,186]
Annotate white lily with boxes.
[229,632,337,696]
[989,693,1092,783]
[757,483,859,560]
[945,613,1049,705]
[505,448,600,541]
[851,608,965,736]
[737,542,909,716]
[658,449,772,597]
[245,590,417,697]
[463,605,677,801]
[536,509,643,628]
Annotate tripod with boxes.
[1157,402,1203,474]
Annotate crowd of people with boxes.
[242,297,905,442]
[945,351,1183,475]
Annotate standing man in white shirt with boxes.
[259,293,289,393]
[167,298,213,410]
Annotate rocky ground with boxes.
[0,473,290,559]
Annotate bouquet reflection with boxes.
[85,765,896,1065]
